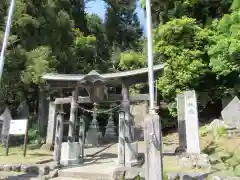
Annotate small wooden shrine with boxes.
[39,64,164,167]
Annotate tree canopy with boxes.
[0,0,240,125]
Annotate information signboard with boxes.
[9,119,27,135]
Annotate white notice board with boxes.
[9,119,27,135]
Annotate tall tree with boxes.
[104,0,143,60]
[208,0,240,97]
[0,0,111,115]
[153,17,215,115]
[141,0,233,26]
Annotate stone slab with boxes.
[58,157,118,180]
[0,108,12,145]
[125,142,139,167]
[184,90,200,154]
[46,101,57,146]
[221,96,240,128]
[177,93,187,149]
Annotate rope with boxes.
[77,103,122,114]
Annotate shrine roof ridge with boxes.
[42,64,164,81]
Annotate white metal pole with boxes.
[145,0,164,180]
[0,0,15,80]
[145,0,155,114]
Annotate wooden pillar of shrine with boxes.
[68,87,79,142]
[121,83,138,167]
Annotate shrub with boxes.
[28,128,43,145]
[213,126,227,140]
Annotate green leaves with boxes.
[21,46,56,84]
[208,7,240,78]
[153,17,212,115]
[119,51,145,70]
[142,0,233,25]
[154,17,209,93]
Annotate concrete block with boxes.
[125,142,139,167]
[60,142,82,166]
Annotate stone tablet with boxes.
[46,101,56,146]
[16,101,29,119]
[0,108,12,145]
[177,93,186,149]
[221,96,240,128]
[184,90,200,154]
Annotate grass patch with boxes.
[0,145,52,164]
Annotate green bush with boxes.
[199,126,208,137]
[28,128,43,145]
[234,165,240,177]
[213,126,227,140]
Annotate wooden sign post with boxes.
[5,119,28,156]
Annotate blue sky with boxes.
[85,0,146,33]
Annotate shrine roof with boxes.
[42,64,164,87]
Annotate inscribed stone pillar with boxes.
[184,90,200,154]
[122,84,138,167]
[117,110,125,165]
[0,108,12,146]
[177,93,186,149]
[38,92,49,137]
[68,87,79,142]
[46,101,57,147]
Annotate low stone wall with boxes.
[0,164,58,179]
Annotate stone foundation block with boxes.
[125,142,139,167]
[60,142,83,166]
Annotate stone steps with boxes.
[58,170,109,180]
[51,177,90,180]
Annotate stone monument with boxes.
[45,101,57,148]
[0,108,12,145]
[177,93,186,149]
[221,96,240,128]
[184,90,200,154]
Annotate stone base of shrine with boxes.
[40,143,53,151]
[60,142,83,166]
[125,142,139,167]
